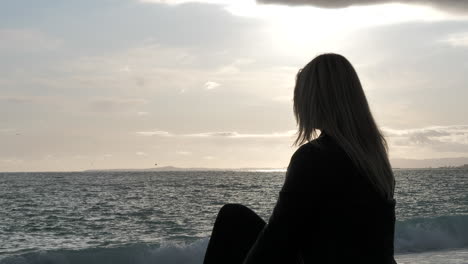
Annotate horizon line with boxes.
[2,164,468,174]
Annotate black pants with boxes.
[203,204,266,264]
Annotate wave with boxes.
[0,239,209,264]
[2,215,468,264]
[395,214,468,253]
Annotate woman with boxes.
[203,53,397,264]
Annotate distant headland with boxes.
[83,164,468,173]
[390,157,468,169]
[6,158,468,173]
[83,166,288,172]
[434,164,468,169]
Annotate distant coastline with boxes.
[393,164,468,170]
[82,158,468,172]
[83,166,288,173]
[390,157,468,169]
[434,164,468,169]
[3,158,468,173]
[84,164,468,173]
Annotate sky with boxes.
[1,0,468,171]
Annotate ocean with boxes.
[1,169,467,264]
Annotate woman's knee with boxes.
[217,203,263,224]
[212,203,265,236]
[218,203,249,217]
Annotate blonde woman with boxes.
[204,53,397,264]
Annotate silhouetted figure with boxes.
[203,53,397,264]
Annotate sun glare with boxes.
[223,1,466,54]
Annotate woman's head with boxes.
[293,53,395,200]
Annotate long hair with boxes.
[293,53,395,200]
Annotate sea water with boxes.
[0,169,467,264]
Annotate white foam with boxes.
[147,238,209,264]
[395,248,468,264]
[0,239,209,264]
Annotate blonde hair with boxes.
[293,53,395,200]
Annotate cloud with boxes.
[217,58,255,74]
[176,151,192,155]
[136,151,148,156]
[0,29,62,53]
[64,44,200,94]
[204,81,221,90]
[0,128,15,133]
[272,95,293,102]
[383,125,468,153]
[255,0,468,14]
[43,154,54,160]
[119,66,132,72]
[184,130,296,138]
[136,130,172,136]
[73,155,88,160]
[88,97,148,111]
[135,129,297,138]
[188,131,239,137]
[0,96,34,103]
[0,95,68,109]
[140,0,468,16]
[0,158,24,164]
[140,0,232,5]
[137,111,150,116]
[440,32,468,47]
[382,125,467,138]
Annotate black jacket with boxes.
[243,132,397,264]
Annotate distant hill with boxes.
[390,157,468,169]
[434,164,468,169]
[82,157,468,172]
[84,166,287,172]
[85,166,220,172]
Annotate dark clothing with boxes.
[204,132,397,264]
[203,204,266,264]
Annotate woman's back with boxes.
[243,132,396,263]
[203,53,397,264]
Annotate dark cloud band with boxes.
[256,0,468,14]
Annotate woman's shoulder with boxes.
[284,135,354,192]
[290,134,339,163]
[284,141,331,188]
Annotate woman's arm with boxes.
[241,193,304,263]
[242,144,318,264]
